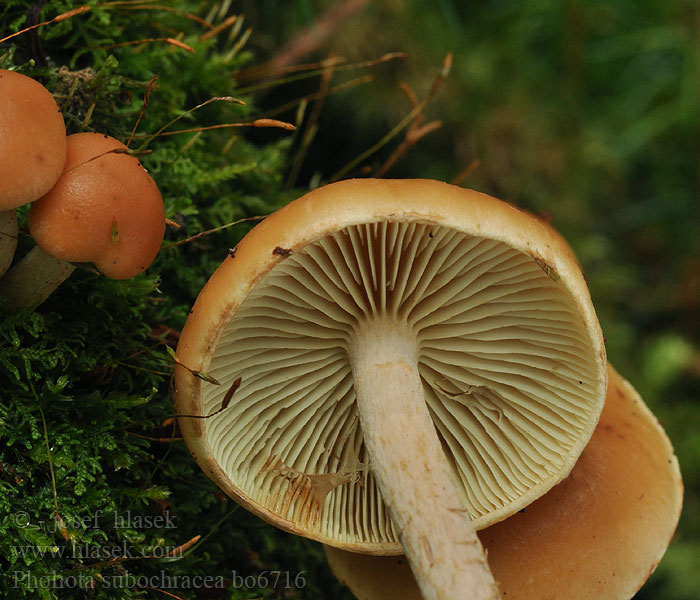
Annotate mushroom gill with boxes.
[200,220,600,548]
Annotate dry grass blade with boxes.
[200,14,238,41]
[35,397,68,541]
[136,96,246,150]
[93,37,195,53]
[373,80,443,177]
[236,52,406,95]
[63,148,152,175]
[161,215,268,249]
[236,55,345,83]
[162,344,221,386]
[374,121,443,177]
[134,119,295,139]
[128,74,159,147]
[167,535,201,557]
[0,6,91,44]
[98,1,214,29]
[252,118,296,130]
[170,377,241,421]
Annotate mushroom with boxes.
[0,132,165,310]
[324,365,683,600]
[0,69,67,277]
[174,179,607,599]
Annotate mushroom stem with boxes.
[350,318,499,600]
[0,246,75,311]
[0,210,18,278]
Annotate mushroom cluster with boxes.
[171,179,675,599]
[0,70,165,311]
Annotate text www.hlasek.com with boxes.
[11,509,306,591]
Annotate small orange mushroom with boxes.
[1,133,165,310]
[0,69,67,276]
[29,133,165,279]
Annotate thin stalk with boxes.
[0,246,75,311]
[350,317,499,600]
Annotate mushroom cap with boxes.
[175,178,607,552]
[324,365,683,600]
[0,69,67,210]
[28,132,165,279]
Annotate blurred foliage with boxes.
[241,1,699,598]
[1,0,698,599]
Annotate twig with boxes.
[166,378,241,423]
[62,148,153,176]
[127,74,158,147]
[136,96,246,151]
[200,14,238,41]
[375,120,443,177]
[0,6,91,44]
[161,215,267,249]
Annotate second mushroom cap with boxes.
[28,132,165,280]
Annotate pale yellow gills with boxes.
[324,365,683,600]
[174,179,608,600]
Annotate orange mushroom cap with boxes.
[324,365,683,600]
[28,132,165,279]
[0,69,67,209]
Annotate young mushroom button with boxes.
[0,69,67,277]
[174,179,608,600]
[1,133,165,310]
[324,365,683,600]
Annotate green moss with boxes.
[0,2,348,598]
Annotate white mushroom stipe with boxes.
[350,317,497,599]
